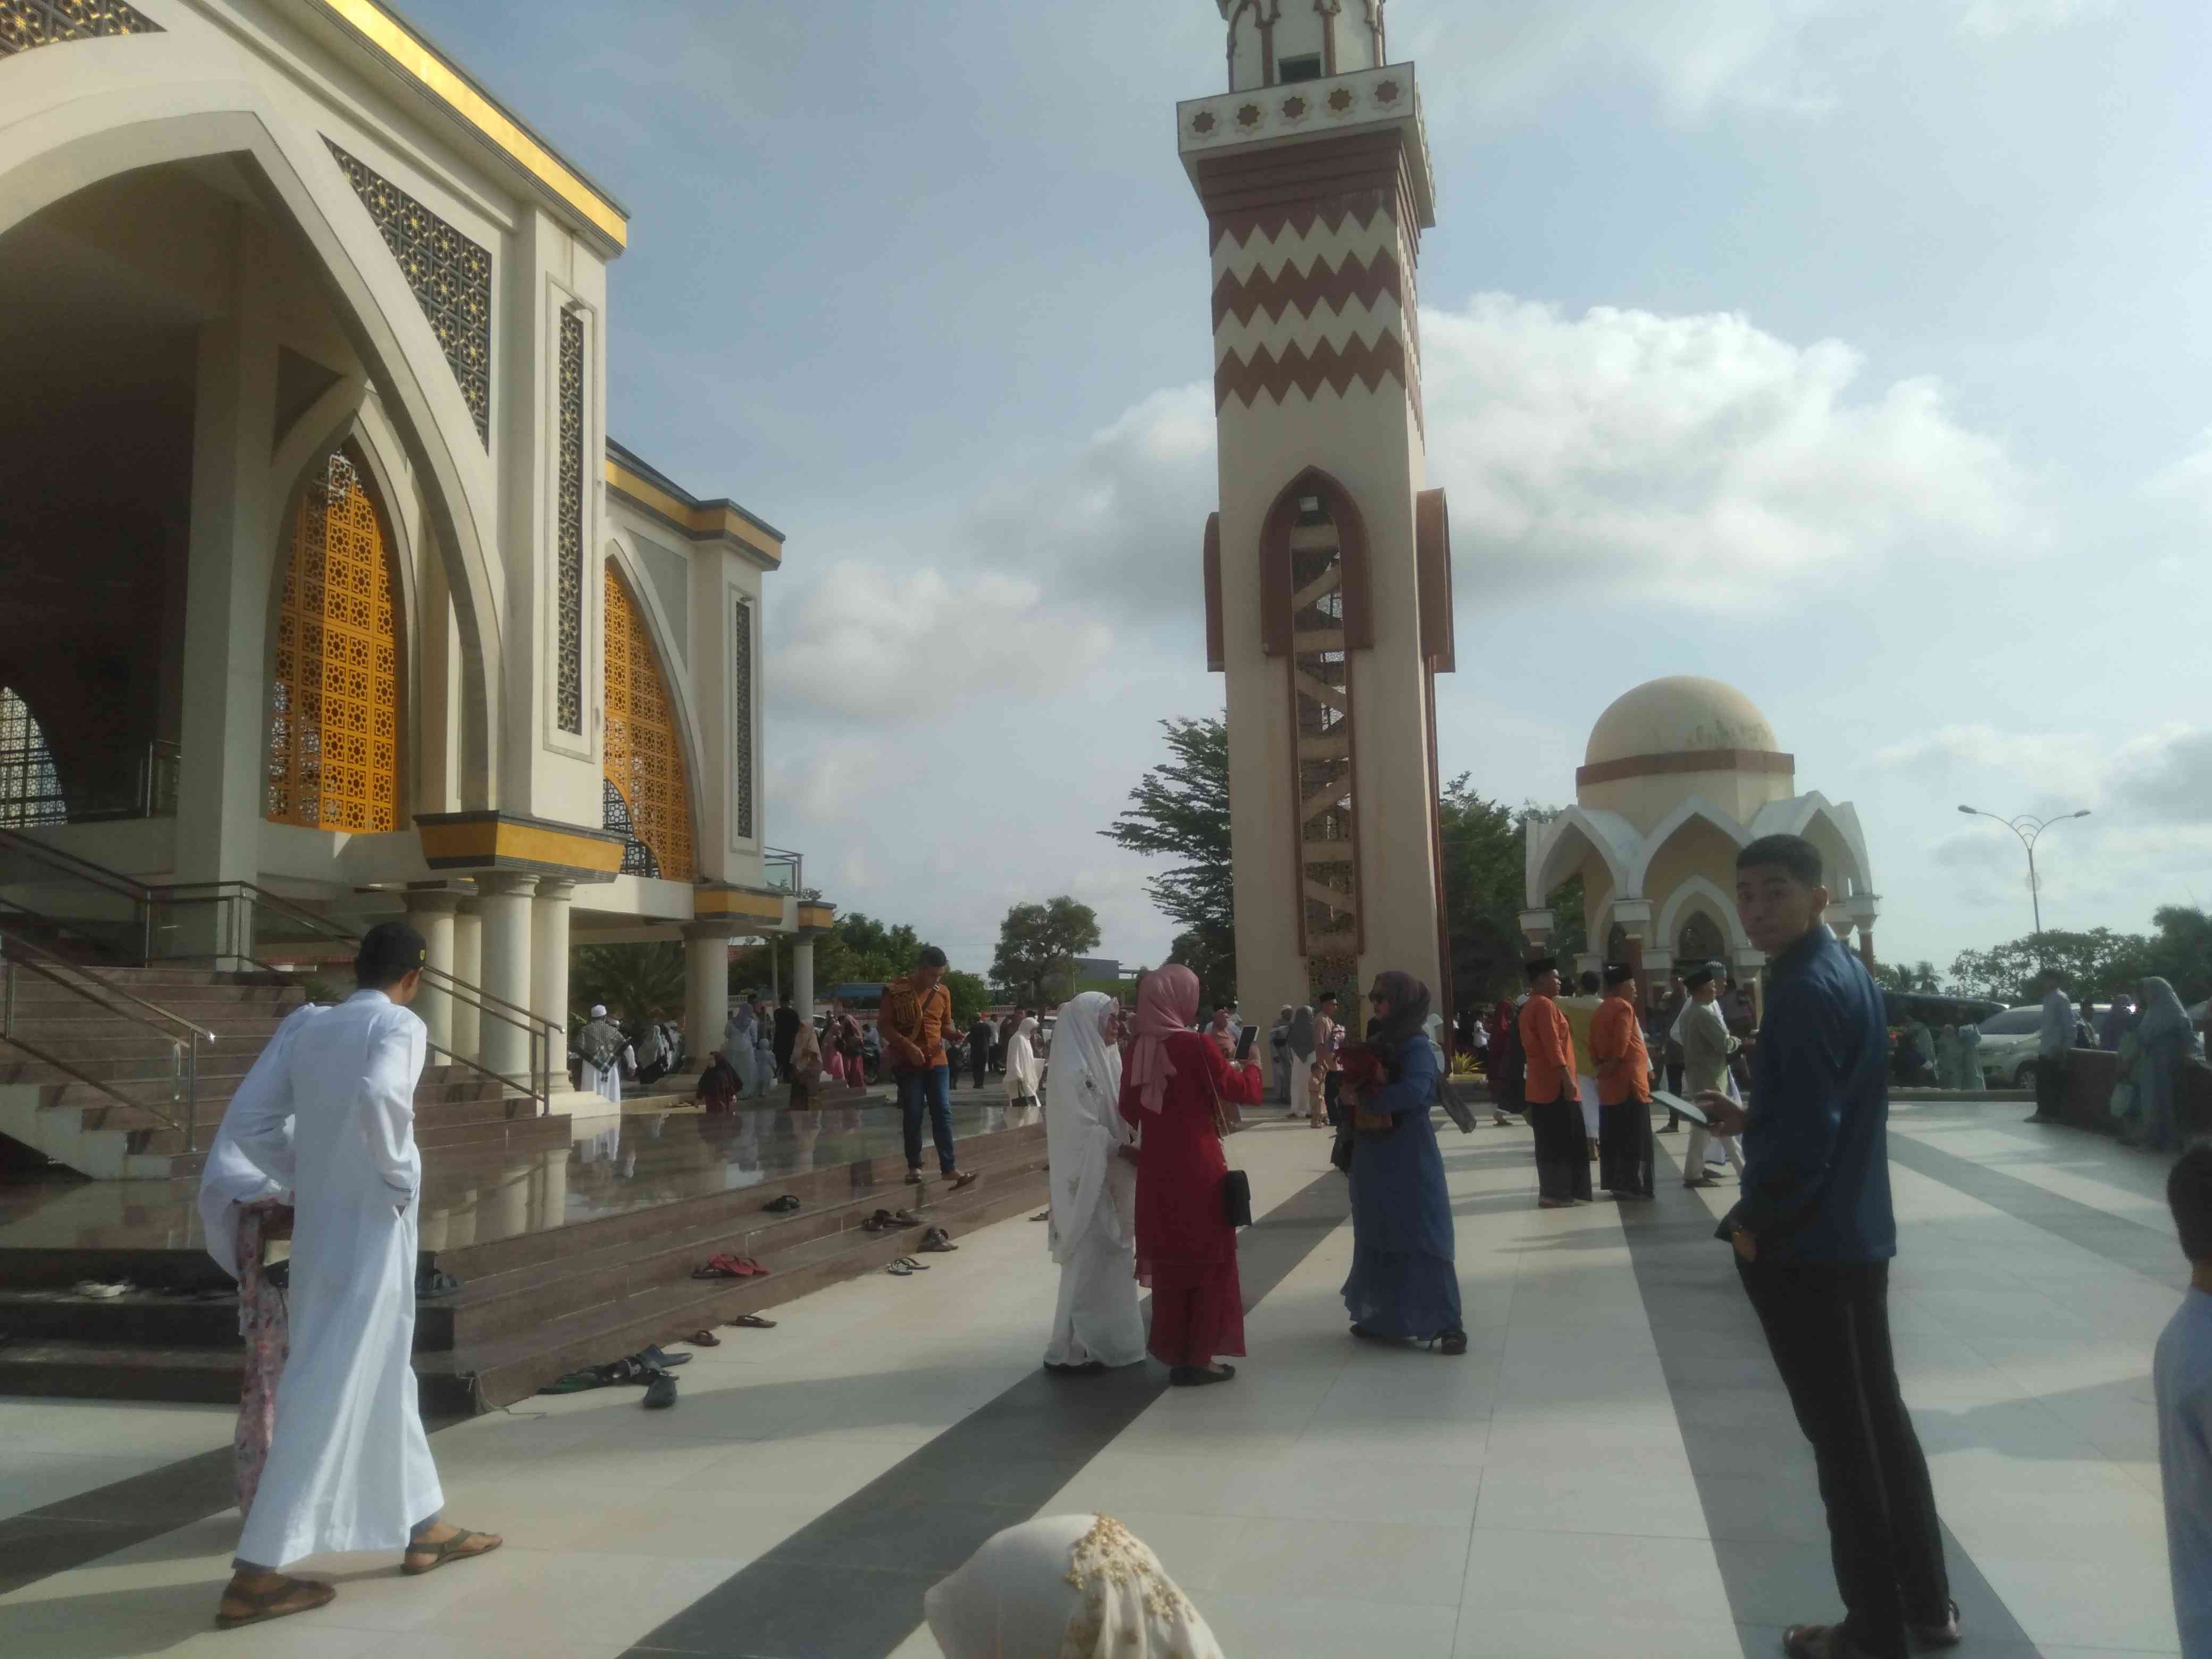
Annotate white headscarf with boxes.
[1044,992,1129,1264]
[925,1514,1224,1659]
[1005,1015,1044,1100]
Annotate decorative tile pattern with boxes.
[602,566,694,882]
[325,141,492,445]
[0,686,65,827]
[0,0,160,58]
[268,451,400,833]
[555,308,584,734]
[733,599,755,842]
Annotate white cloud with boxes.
[770,562,1112,725]
[1423,295,2025,610]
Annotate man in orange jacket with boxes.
[1518,958,1590,1208]
[1590,961,1656,1199]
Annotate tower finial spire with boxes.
[1218,1,1389,94]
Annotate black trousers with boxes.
[1529,1094,1592,1200]
[2031,1052,2067,1121]
[1736,1257,1950,1659]
[969,1045,992,1086]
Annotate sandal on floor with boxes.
[885,1261,914,1277]
[214,1574,336,1630]
[642,1371,677,1409]
[862,1210,901,1233]
[688,1329,721,1347]
[892,1255,929,1271]
[918,1226,958,1252]
[401,1528,503,1577]
[1437,1328,1469,1357]
[1782,1622,1874,1659]
[948,1170,978,1189]
[1168,1364,1236,1387]
[891,1209,925,1225]
[763,1194,801,1213]
[538,1369,610,1394]
[692,1256,742,1278]
[727,1312,777,1329]
[1030,1210,1051,1222]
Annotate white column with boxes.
[475,871,538,1085]
[176,221,281,888]
[793,935,817,1023]
[451,898,483,1060]
[683,922,731,1063]
[531,877,575,1033]
[401,887,461,1056]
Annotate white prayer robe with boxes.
[1004,1020,1044,1103]
[1043,995,1145,1369]
[230,989,442,1566]
[198,1004,323,1281]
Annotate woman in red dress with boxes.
[1120,964,1264,1387]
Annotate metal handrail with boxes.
[0,940,197,1145]
[0,926,217,1044]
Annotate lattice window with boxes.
[602,779,657,878]
[0,1,160,56]
[325,141,492,445]
[602,566,695,881]
[268,451,400,833]
[733,599,755,841]
[555,308,584,733]
[0,688,65,827]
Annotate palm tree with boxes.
[572,942,686,1024]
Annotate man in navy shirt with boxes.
[1700,835,1957,1659]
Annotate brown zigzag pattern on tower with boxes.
[1212,246,1405,330]
[1208,191,1395,256]
[1216,333,1421,426]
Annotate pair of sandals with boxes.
[691,1253,769,1279]
[215,1530,502,1630]
[1783,1601,1960,1658]
[862,1208,923,1233]
[763,1193,801,1213]
[885,1255,932,1276]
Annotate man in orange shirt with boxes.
[1590,961,1656,1200]
[1518,957,1590,1208]
[881,946,978,1189]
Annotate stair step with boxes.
[0,1340,246,1404]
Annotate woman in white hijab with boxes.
[925,1514,1223,1659]
[1043,992,1144,1375]
[1004,1013,1044,1111]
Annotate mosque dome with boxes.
[1583,676,1781,770]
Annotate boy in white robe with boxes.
[215,921,500,1630]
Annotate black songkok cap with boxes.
[1684,960,1725,989]
[1523,955,1559,979]
[1603,961,1636,986]
[355,919,428,988]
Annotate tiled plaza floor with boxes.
[0,1099,2179,1657]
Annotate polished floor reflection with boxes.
[0,1096,1047,1256]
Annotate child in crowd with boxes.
[2158,1143,2212,1659]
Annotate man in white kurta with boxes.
[577,1003,632,1104]
[1043,992,1146,1372]
[216,922,498,1629]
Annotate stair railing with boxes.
[0,928,215,1152]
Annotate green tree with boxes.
[1439,780,1580,1013]
[1101,716,1235,1000]
[991,896,1102,1007]
[728,910,928,1004]
[1949,927,2146,1003]
[1872,959,1942,995]
[943,969,990,1026]
[573,942,686,1024]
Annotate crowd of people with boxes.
[183,826,2212,1655]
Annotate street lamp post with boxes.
[1956,806,2092,955]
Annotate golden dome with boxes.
[1584,677,1781,769]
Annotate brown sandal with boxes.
[401,1527,503,1576]
[214,1574,336,1630]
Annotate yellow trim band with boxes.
[606,459,783,565]
[419,816,623,875]
[322,0,629,248]
[695,889,785,924]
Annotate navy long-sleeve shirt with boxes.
[1721,926,1896,1262]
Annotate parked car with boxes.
[1973,1003,2102,1088]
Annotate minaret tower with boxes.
[1184,1,1456,1021]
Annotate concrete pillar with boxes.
[793,935,816,1023]
[401,886,462,1056]
[683,921,731,1062]
[475,872,538,1084]
[451,898,483,1060]
[531,877,575,1032]
[176,214,281,889]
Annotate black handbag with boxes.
[1221,1169,1253,1228]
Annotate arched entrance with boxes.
[266,449,403,832]
[0,686,63,827]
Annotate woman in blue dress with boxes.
[1338,971,1467,1356]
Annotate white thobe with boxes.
[583,1045,631,1104]
[231,990,442,1566]
[198,1004,322,1281]
[1005,1027,1043,1102]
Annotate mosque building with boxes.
[0,0,828,1093]
[1521,677,1880,990]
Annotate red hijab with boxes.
[1127,963,1200,1114]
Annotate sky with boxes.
[406,0,2212,984]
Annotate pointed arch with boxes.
[1656,874,1754,959]
[1524,805,1638,910]
[602,563,696,882]
[1259,466,1372,656]
[1749,792,1875,898]
[1627,797,1753,895]
[266,447,404,831]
